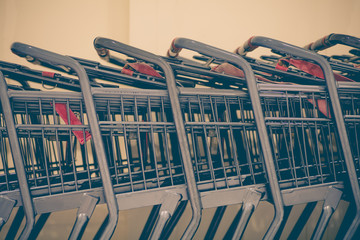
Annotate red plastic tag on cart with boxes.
[53,103,91,145]
[214,62,332,118]
[275,59,290,71]
[276,58,355,82]
[274,58,356,118]
[307,99,331,118]
[212,63,292,84]
[212,63,245,78]
[42,71,56,78]
[121,62,163,78]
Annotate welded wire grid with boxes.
[0,113,14,192]
[339,88,360,181]
[1,86,355,195]
[179,91,267,191]
[0,90,188,197]
[261,87,346,189]
[8,93,97,195]
[94,91,185,192]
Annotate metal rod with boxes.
[204,206,226,240]
[0,71,35,239]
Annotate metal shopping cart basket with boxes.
[249,34,360,240]
[164,36,360,239]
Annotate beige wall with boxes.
[0,0,129,65]
[129,0,360,58]
[2,0,359,65]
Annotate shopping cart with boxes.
[163,36,359,239]
[1,43,121,239]
[303,33,360,240]
[252,34,360,239]
[233,36,360,239]
[0,44,195,239]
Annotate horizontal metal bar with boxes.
[281,183,344,206]
[265,117,331,122]
[99,121,173,126]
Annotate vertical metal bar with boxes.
[69,194,99,240]
[225,98,243,185]
[231,203,254,240]
[301,120,311,185]
[149,192,181,240]
[134,97,147,190]
[212,97,230,187]
[0,72,35,239]
[224,205,243,239]
[121,96,134,192]
[80,100,92,188]
[139,205,161,240]
[274,206,293,240]
[287,202,317,240]
[335,201,355,240]
[313,98,324,183]
[28,213,51,240]
[160,96,175,186]
[55,129,65,193]
[189,99,201,184]
[231,189,262,240]
[0,132,10,191]
[238,98,256,184]
[199,96,217,190]
[160,201,188,240]
[311,187,342,240]
[5,207,24,240]
[204,206,227,240]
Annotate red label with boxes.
[53,103,91,145]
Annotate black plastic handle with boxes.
[94,37,167,71]
[11,42,119,240]
[304,33,360,52]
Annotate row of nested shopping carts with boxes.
[0,33,359,240]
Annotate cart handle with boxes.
[304,33,360,52]
[94,37,168,71]
[167,37,284,239]
[234,35,360,240]
[94,36,203,239]
[11,42,119,240]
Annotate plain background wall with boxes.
[0,0,359,239]
[0,0,129,64]
[129,0,360,59]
